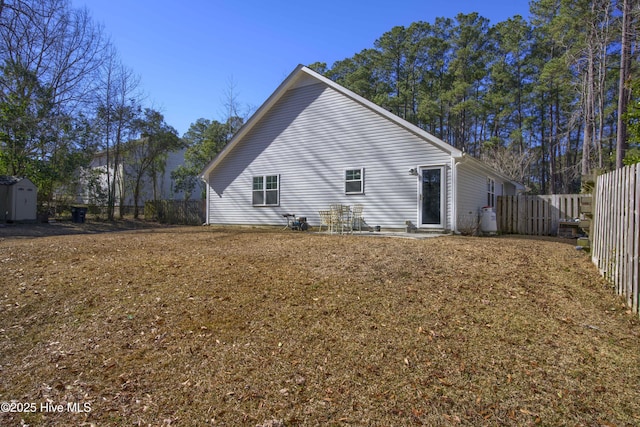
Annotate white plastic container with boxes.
[480,207,497,233]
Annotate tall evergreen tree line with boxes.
[310,0,639,194]
[1,0,638,206]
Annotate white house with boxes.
[80,147,202,207]
[201,65,523,232]
[0,176,37,222]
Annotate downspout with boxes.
[204,175,210,225]
[452,153,466,234]
[451,157,457,234]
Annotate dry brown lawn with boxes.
[1,224,639,426]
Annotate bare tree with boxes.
[0,0,109,205]
[616,0,634,169]
[594,0,614,170]
[0,0,107,114]
[126,108,181,218]
[95,50,141,220]
[481,145,534,186]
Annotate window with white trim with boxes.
[345,168,364,194]
[253,175,279,206]
[487,177,495,207]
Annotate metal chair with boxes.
[340,204,352,234]
[329,204,349,234]
[351,204,364,233]
[318,210,332,233]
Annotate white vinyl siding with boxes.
[456,160,516,231]
[208,82,453,229]
[163,148,203,200]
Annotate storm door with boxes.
[420,167,444,227]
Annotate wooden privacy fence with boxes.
[144,200,205,225]
[497,194,585,236]
[591,164,639,316]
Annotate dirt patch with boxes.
[0,227,638,426]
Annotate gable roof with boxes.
[201,65,466,179]
[199,65,524,191]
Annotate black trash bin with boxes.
[71,206,87,223]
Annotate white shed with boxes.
[0,176,38,222]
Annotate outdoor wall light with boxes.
[409,168,419,176]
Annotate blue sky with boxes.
[74,1,531,136]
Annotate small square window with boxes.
[253,175,279,206]
[345,168,364,194]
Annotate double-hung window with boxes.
[345,168,364,194]
[253,175,279,206]
[487,177,495,208]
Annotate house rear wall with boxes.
[207,82,454,230]
[456,160,518,231]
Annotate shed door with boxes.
[15,186,36,221]
[420,167,444,228]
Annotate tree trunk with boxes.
[540,94,547,194]
[133,176,141,219]
[582,46,595,176]
[616,0,632,169]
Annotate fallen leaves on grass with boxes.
[0,227,639,426]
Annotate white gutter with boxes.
[206,180,210,225]
[451,153,468,234]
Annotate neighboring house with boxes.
[79,147,201,206]
[0,176,37,222]
[201,65,524,232]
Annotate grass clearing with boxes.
[1,225,639,426]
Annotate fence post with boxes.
[624,165,634,309]
[631,164,640,313]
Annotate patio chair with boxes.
[351,204,364,233]
[329,204,347,234]
[318,210,332,233]
[340,204,352,234]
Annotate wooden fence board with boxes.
[591,164,640,318]
[497,194,587,236]
[632,165,637,310]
